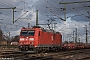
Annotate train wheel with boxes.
[25,46,28,51]
[19,48,21,51]
[35,48,40,53]
[18,46,21,51]
[35,50,39,53]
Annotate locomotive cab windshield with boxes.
[21,30,35,36]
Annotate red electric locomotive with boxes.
[19,26,62,52]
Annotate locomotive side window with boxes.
[21,30,35,36]
[38,31,40,36]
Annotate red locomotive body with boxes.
[19,27,62,52]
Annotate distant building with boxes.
[11,42,18,45]
[0,41,7,45]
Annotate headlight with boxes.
[20,38,24,41]
[29,38,34,41]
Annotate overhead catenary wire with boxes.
[0,0,33,21]
[44,0,57,9]
[0,22,21,32]
[0,21,23,28]
[44,0,65,12]
[0,1,29,12]
[0,2,13,8]
[14,11,28,22]
[59,1,90,4]
[0,18,25,31]
[44,0,67,21]
[83,5,90,16]
[0,0,35,26]
[21,1,32,9]
[46,7,66,21]
[3,0,15,7]
[0,0,89,31]
[72,7,90,19]
[59,1,90,20]
[65,4,90,20]
[74,3,90,18]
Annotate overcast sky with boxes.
[0,0,90,43]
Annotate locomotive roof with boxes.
[42,28,60,34]
[21,27,61,34]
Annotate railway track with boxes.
[0,50,53,60]
[35,49,90,60]
[0,49,90,60]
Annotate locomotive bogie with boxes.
[19,45,35,51]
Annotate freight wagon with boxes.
[62,42,90,50]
